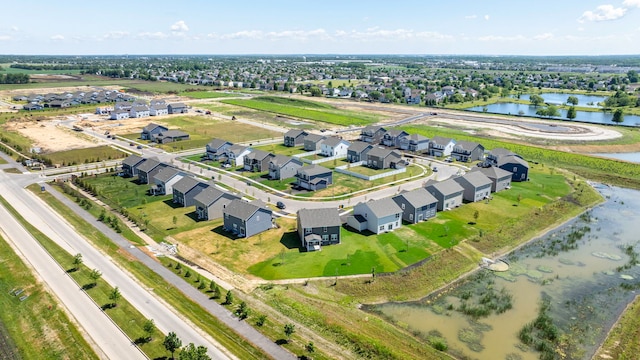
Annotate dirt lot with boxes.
[4,118,99,152]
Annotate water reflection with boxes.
[373,185,640,360]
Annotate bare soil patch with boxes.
[4,119,98,153]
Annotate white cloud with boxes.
[0,35,11,41]
[533,33,554,40]
[207,28,452,43]
[10,26,18,32]
[137,32,169,40]
[170,20,189,32]
[578,4,626,22]
[484,14,490,20]
[623,0,640,7]
[478,34,525,41]
[50,34,64,40]
[103,31,129,40]
[465,14,477,19]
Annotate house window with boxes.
[225,213,229,219]
[379,226,384,232]
[330,234,338,241]
[513,167,517,172]
[387,224,393,230]
[409,214,414,221]
[323,226,327,232]
[322,234,328,242]
[401,203,405,210]
[395,213,400,218]
[305,228,312,234]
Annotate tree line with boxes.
[0,73,29,84]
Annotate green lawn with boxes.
[254,143,307,156]
[222,96,379,126]
[178,91,239,99]
[37,145,128,166]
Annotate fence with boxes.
[335,162,406,181]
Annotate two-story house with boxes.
[359,125,387,144]
[453,172,493,202]
[348,198,403,234]
[347,141,374,163]
[425,179,464,211]
[167,102,188,114]
[429,136,456,157]
[226,144,251,167]
[295,165,333,191]
[365,147,404,170]
[392,188,438,224]
[172,177,209,207]
[498,155,529,182]
[206,139,233,161]
[223,200,273,238]
[303,134,326,151]
[297,208,342,251]
[243,149,274,172]
[194,187,241,221]
[451,141,485,162]
[136,158,169,184]
[399,133,430,152]
[268,155,303,180]
[283,129,309,147]
[141,123,168,141]
[320,137,350,157]
[151,167,185,195]
[471,166,513,192]
[381,129,409,148]
[121,155,146,177]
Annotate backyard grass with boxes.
[254,143,307,157]
[37,145,128,166]
[0,234,99,360]
[222,96,379,126]
[29,184,273,360]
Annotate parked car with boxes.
[276,201,286,209]
[136,145,143,149]
[129,142,134,146]
[432,167,438,172]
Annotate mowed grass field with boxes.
[221,96,380,126]
[39,145,128,166]
[125,116,280,151]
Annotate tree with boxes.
[566,96,579,106]
[235,301,250,320]
[627,70,639,83]
[179,343,210,360]
[143,319,156,342]
[529,94,545,106]
[284,323,296,342]
[473,210,479,224]
[306,341,315,354]
[73,253,83,271]
[256,314,267,327]
[172,215,178,227]
[224,290,233,305]
[612,108,625,123]
[566,106,577,120]
[309,86,322,97]
[536,105,559,118]
[163,332,183,360]
[109,287,121,307]
[89,269,102,285]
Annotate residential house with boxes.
[485,148,520,166]
[283,129,308,147]
[359,125,387,144]
[392,188,438,224]
[429,136,456,157]
[297,208,342,251]
[295,165,332,191]
[381,129,410,148]
[471,166,513,192]
[194,187,241,221]
[110,109,130,120]
[268,155,303,180]
[399,133,430,152]
[451,141,485,162]
[244,149,274,172]
[347,141,374,163]
[453,172,493,202]
[303,134,326,151]
[425,179,464,211]
[223,200,273,238]
[23,103,44,111]
[151,167,185,195]
[149,104,168,116]
[129,104,150,118]
[406,89,423,104]
[498,155,530,182]
[365,147,404,170]
[348,198,403,234]
[136,158,169,184]
[121,155,146,177]
[153,130,190,144]
[172,177,210,207]
[320,137,350,157]
[225,144,251,167]
[167,102,188,114]
[141,123,169,140]
[205,139,233,161]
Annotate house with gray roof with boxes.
[303,134,326,151]
[359,125,387,144]
[320,137,350,157]
[381,129,409,148]
[451,141,485,162]
[347,141,373,163]
[172,177,209,207]
[399,133,430,152]
[268,155,303,180]
[129,104,150,118]
[297,208,342,251]
[151,167,185,195]
[429,136,456,157]
[141,123,168,140]
[471,166,513,192]
[284,129,308,147]
[486,148,520,165]
[110,109,130,120]
[365,147,404,170]
[498,155,529,182]
[167,102,188,114]
[453,172,493,202]
[137,158,169,184]
[153,129,190,144]
[425,178,464,211]
[194,187,241,221]
[348,198,403,234]
[206,139,233,161]
[295,165,333,191]
[392,188,438,224]
[223,199,273,238]
[121,154,146,177]
[225,144,251,167]
[244,149,274,172]
[149,104,168,116]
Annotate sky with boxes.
[2,0,640,56]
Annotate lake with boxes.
[372,184,640,360]
[517,93,607,108]
[466,102,640,127]
[592,152,640,164]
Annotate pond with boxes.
[517,93,607,108]
[592,152,640,164]
[371,185,640,360]
[465,102,640,127]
